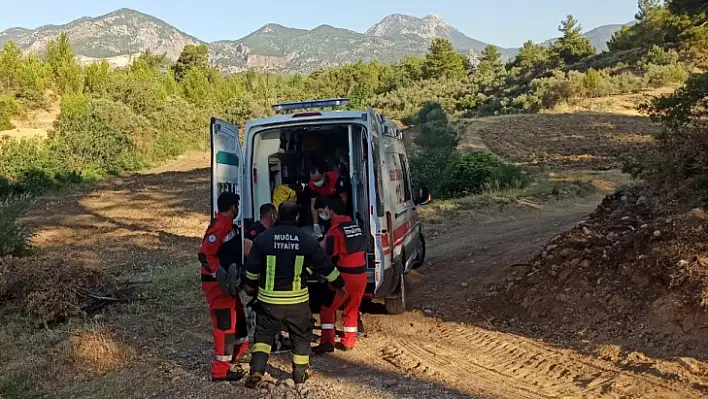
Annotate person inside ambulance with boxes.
[308,164,350,237]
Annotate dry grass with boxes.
[549,88,677,116]
[0,103,59,140]
[63,327,138,375]
[418,169,627,225]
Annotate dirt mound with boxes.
[493,185,708,356]
[0,255,130,324]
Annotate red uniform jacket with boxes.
[309,171,340,198]
[198,213,241,280]
[325,215,367,274]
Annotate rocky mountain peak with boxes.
[0,8,629,74]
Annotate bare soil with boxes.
[2,152,708,399]
[465,112,660,170]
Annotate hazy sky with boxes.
[1,0,639,48]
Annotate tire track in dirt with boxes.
[341,197,707,399]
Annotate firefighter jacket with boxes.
[198,213,242,280]
[245,220,345,305]
[325,215,367,274]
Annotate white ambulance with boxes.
[209,98,428,314]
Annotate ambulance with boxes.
[209,99,428,314]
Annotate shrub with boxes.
[0,96,19,130]
[414,120,459,150]
[643,63,690,88]
[0,194,34,257]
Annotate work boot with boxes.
[244,372,264,389]
[293,366,312,385]
[312,343,335,354]
[211,370,244,382]
[335,342,355,352]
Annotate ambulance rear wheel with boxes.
[384,272,406,315]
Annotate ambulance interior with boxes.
[250,123,374,247]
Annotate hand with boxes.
[336,286,348,297]
[312,224,323,238]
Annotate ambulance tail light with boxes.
[385,211,394,262]
[253,168,258,184]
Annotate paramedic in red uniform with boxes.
[312,197,368,353]
[197,192,249,381]
[308,165,350,237]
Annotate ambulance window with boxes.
[398,154,412,202]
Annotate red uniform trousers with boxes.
[319,272,367,349]
[202,281,249,378]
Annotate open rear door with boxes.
[366,107,386,295]
[210,117,244,230]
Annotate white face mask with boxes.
[319,212,330,221]
[313,179,325,187]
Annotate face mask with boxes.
[319,212,330,221]
[313,179,325,187]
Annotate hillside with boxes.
[0,8,628,73]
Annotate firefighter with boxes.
[243,202,346,388]
[312,197,368,353]
[197,191,249,382]
[247,203,277,240]
[246,202,292,355]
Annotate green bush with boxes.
[0,194,34,257]
[0,96,19,130]
[414,120,459,149]
[643,63,690,88]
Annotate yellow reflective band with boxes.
[265,255,276,292]
[252,342,271,354]
[246,271,260,281]
[257,292,310,305]
[258,288,309,298]
[325,268,341,283]
[292,354,309,365]
[305,267,313,275]
[293,255,304,291]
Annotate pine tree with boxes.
[173,44,209,81]
[555,15,596,64]
[422,38,467,79]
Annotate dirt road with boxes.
[19,153,708,399]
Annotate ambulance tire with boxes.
[384,272,406,315]
[411,233,426,270]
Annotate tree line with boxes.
[0,0,705,196]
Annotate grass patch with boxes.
[418,171,608,224]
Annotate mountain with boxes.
[366,14,518,59]
[541,22,631,53]
[0,8,630,73]
[0,8,202,65]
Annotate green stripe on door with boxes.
[216,151,239,166]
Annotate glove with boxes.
[312,224,323,238]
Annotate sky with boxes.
[1,0,639,48]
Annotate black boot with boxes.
[293,366,312,385]
[312,343,335,354]
[244,372,264,389]
[211,370,244,382]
